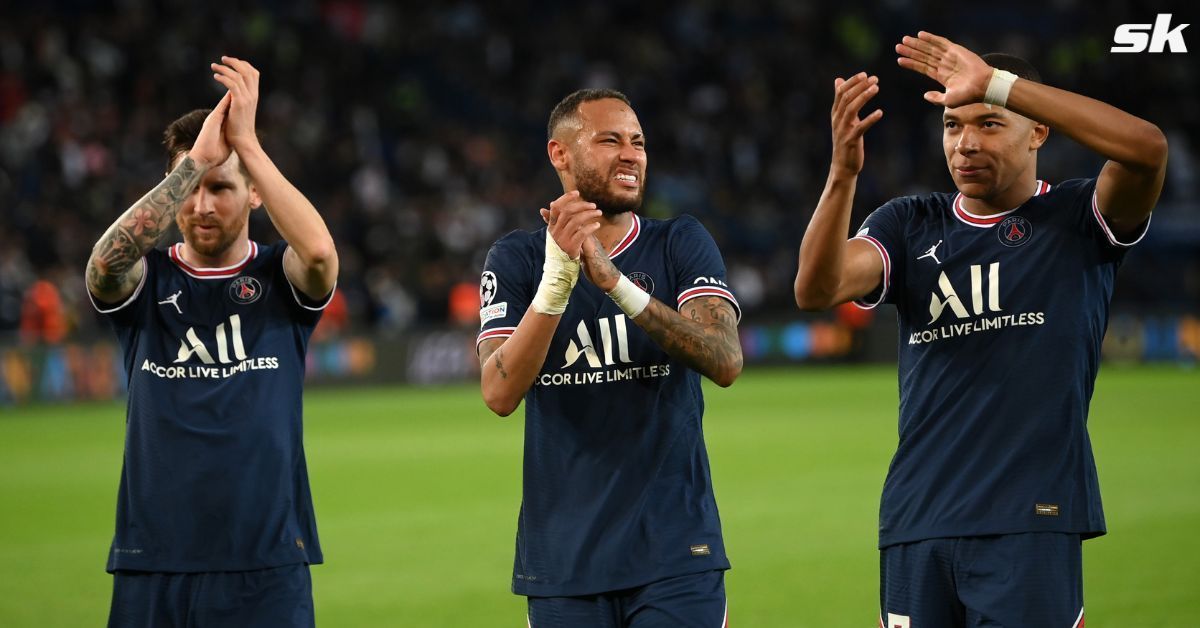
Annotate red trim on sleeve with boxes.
[850,235,890,310]
[477,327,517,346]
[676,285,741,322]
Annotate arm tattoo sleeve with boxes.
[633,295,742,384]
[86,157,204,298]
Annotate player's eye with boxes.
[943,121,958,129]
[983,121,1001,128]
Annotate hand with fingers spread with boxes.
[896,32,992,108]
[830,72,884,179]
[188,92,233,169]
[210,56,261,151]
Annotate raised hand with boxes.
[211,56,261,150]
[539,190,602,260]
[896,32,991,108]
[830,72,883,178]
[188,92,232,169]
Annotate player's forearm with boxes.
[480,309,561,416]
[795,172,858,310]
[631,297,742,387]
[86,156,207,301]
[236,142,338,275]
[1005,80,1167,175]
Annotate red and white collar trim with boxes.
[169,241,258,279]
[608,214,641,259]
[952,180,1051,228]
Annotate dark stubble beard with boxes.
[574,162,644,216]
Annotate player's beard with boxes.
[180,211,249,259]
[574,162,644,216]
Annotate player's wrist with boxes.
[228,133,262,153]
[531,233,580,315]
[828,163,861,182]
[184,151,217,171]
[606,274,651,319]
[983,68,1018,108]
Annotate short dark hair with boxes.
[547,88,632,140]
[163,109,209,174]
[982,53,1041,83]
[162,109,257,180]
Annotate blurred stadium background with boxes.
[1,1,1196,626]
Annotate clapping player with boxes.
[794,32,1165,626]
[478,89,742,628]
[86,57,337,627]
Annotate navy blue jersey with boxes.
[479,214,740,597]
[854,178,1150,548]
[90,241,330,572]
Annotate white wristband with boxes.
[983,68,1018,108]
[531,234,579,315]
[607,274,651,319]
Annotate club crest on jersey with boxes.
[229,276,262,304]
[480,271,498,306]
[997,215,1032,247]
[627,271,654,294]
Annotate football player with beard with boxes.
[86,57,336,627]
[477,89,743,628]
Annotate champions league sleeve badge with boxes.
[229,276,263,304]
[998,215,1032,247]
[480,271,498,306]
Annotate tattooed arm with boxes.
[478,193,601,416]
[86,158,207,302]
[635,296,742,387]
[86,95,232,303]
[478,310,561,417]
[581,237,743,387]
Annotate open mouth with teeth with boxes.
[614,173,639,188]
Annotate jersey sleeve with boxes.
[86,255,152,328]
[477,231,536,347]
[669,215,741,322]
[849,200,907,309]
[273,243,333,327]
[1071,177,1153,250]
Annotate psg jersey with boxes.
[479,214,740,597]
[853,178,1150,548]
[90,241,330,572]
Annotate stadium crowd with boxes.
[1,0,1196,343]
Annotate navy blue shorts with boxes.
[880,533,1084,628]
[527,570,727,628]
[108,564,314,628]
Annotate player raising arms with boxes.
[477,89,742,628]
[794,32,1165,627]
[86,58,337,627]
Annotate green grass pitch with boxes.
[0,365,1196,626]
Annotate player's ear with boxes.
[1029,122,1049,151]
[547,139,570,172]
[247,183,263,210]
